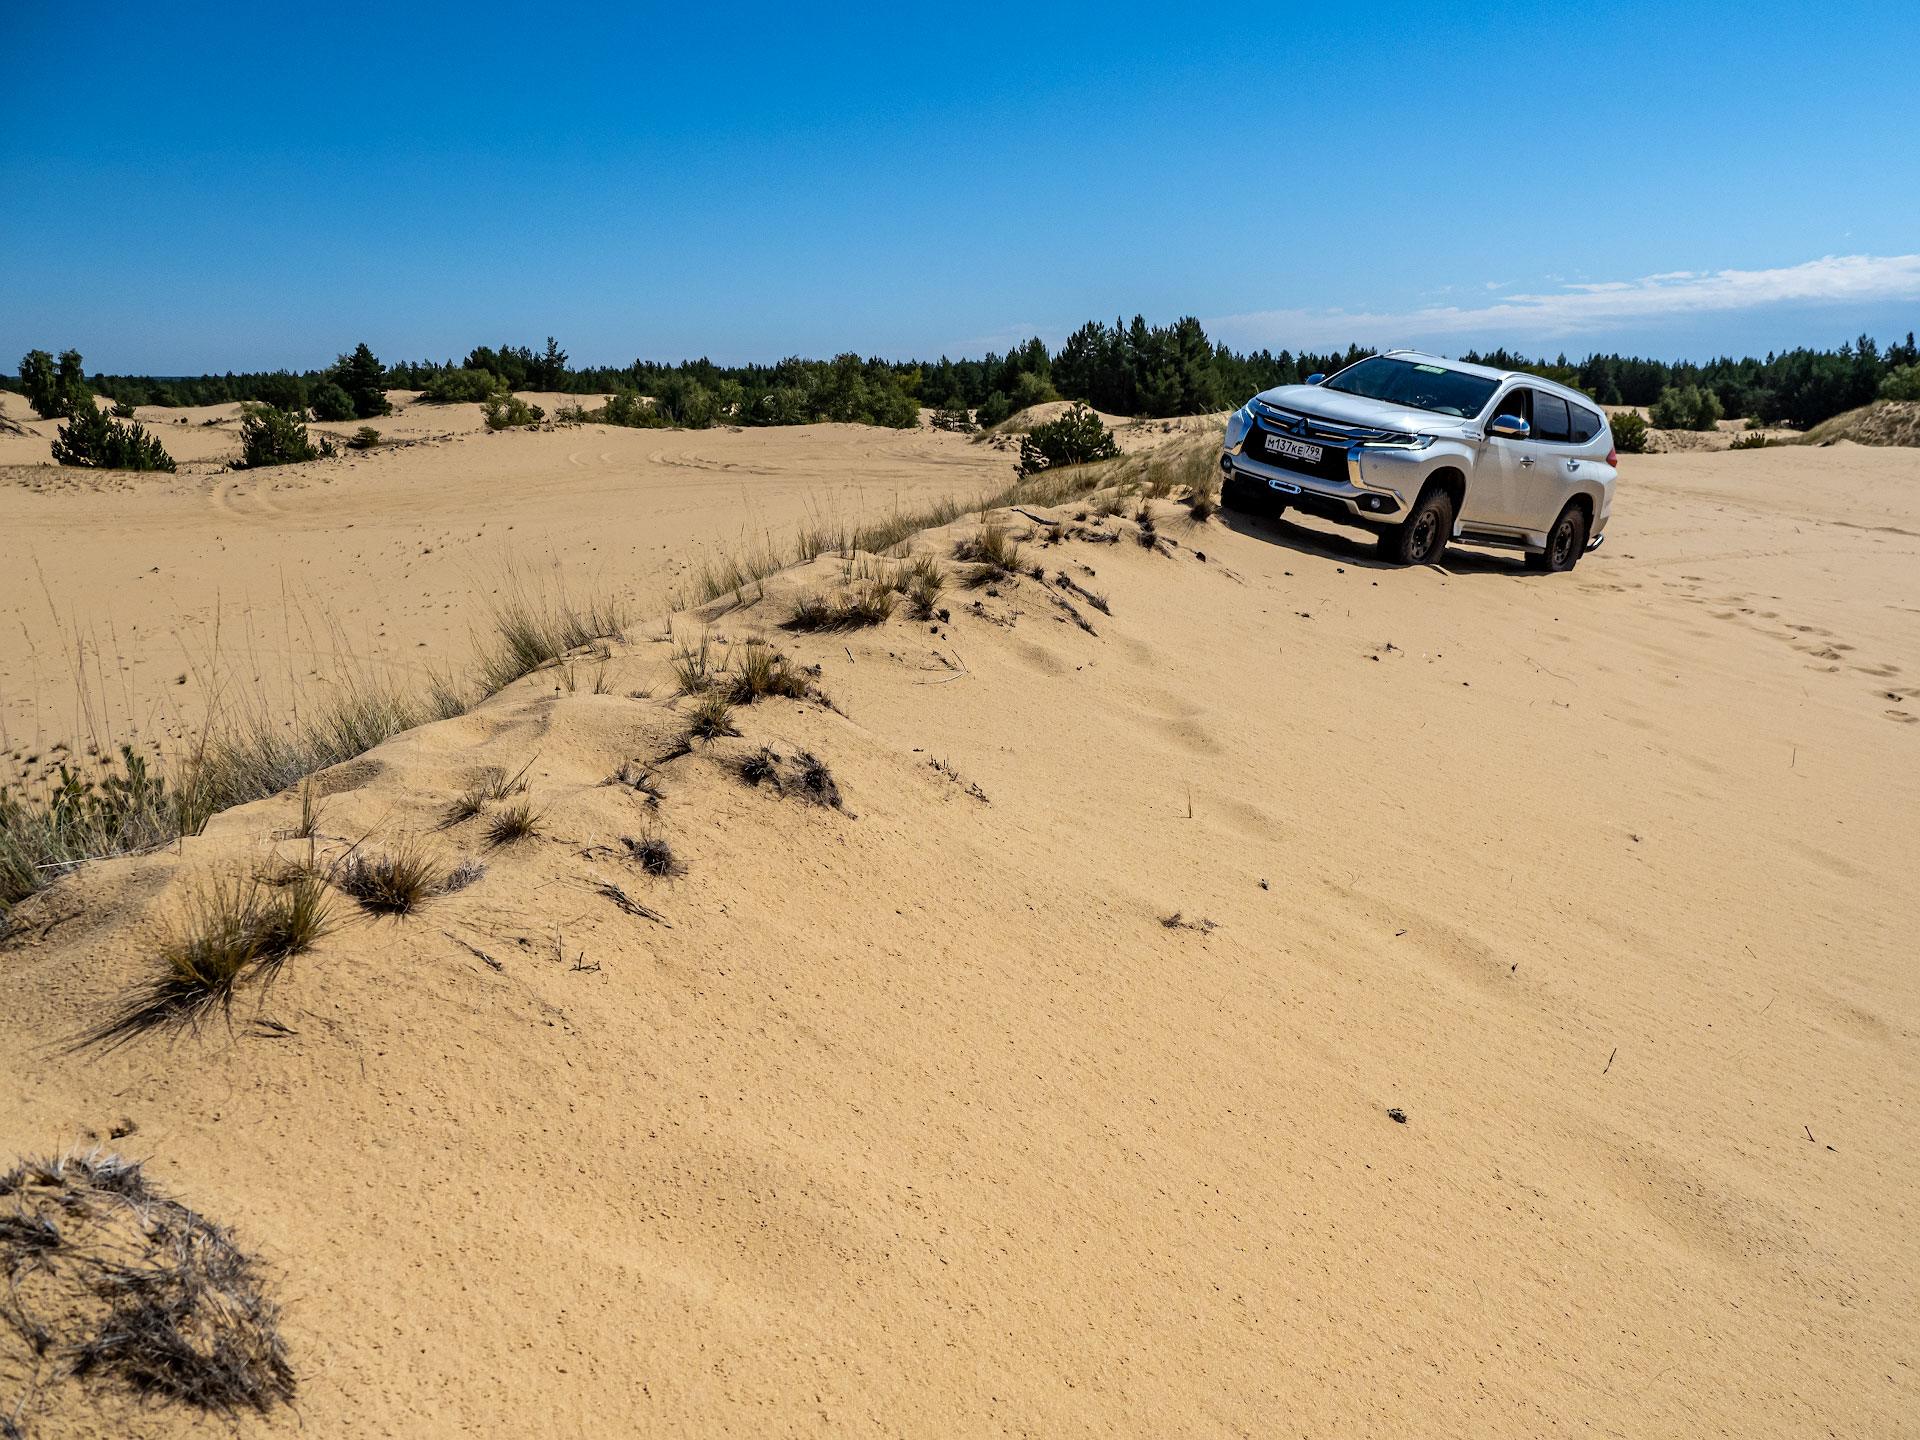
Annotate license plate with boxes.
[1261,432,1323,464]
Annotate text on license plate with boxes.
[1262,433,1322,463]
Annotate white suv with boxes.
[1220,351,1616,570]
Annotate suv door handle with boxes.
[1519,457,1535,468]
[1565,460,1580,472]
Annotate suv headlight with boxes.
[1224,405,1253,450]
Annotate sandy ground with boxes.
[0,393,1056,759]
[2,426,1917,1437]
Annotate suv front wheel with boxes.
[1379,488,1453,565]
[1526,503,1589,572]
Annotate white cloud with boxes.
[1207,253,1920,351]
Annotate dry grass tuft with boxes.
[785,581,896,631]
[670,634,715,694]
[737,746,781,789]
[332,840,447,915]
[684,690,740,741]
[79,873,335,1050]
[794,751,842,808]
[474,560,627,693]
[603,761,665,805]
[483,800,543,847]
[726,642,813,703]
[622,831,682,877]
[953,526,1022,580]
[0,1149,295,1428]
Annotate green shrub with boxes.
[1649,384,1723,431]
[348,426,381,450]
[19,348,92,419]
[1609,411,1649,454]
[109,399,137,419]
[481,394,545,430]
[1012,371,1060,409]
[334,343,392,418]
[1016,402,1122,475]
[1728,432,1772,450]
[309,380,356,421]
[1879,364,1920,402]
[421,367,502,404]
[977,391,1014,428]
[50,405,177,471]
[598,389,667,428]
[252,372,308,414]
[930,402,974,432]
[652,372,716,427]
[238,403,323,467]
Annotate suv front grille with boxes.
[1243,419,1352,486]
[1249,399,1417,447]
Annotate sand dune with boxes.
[2,427,1917,1436]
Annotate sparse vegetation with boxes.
[1649,384,1724,431]
[80,871,335,1048]
[622,831,682,877]
[332,841,448,915]
[727,642,812,703]
[1879,364,1920,402]
[671,634,715,694]
[473,564,627,692]
[953,526,1022,585]
[420,367,502,404]
[237,402,325,467]
[737,746,780,788]
[795,752,841,808]
[481,394,545,430]
[0,1150,295,1429]
[1016,402,1121,475]
[684,690,739,741]
[50,403,177,472]
[483,800,543,846]
[348,426,382,450]
[903,556,946,619]
[784,580,896,630]
[1609,410,1649,453]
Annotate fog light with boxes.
[1219,453,1233,475]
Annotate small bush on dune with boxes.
[237,402,327,468]
[51,404,178,472]
[348,426,382,450]
[422,367,503,404]
[598,389,668,428]
[308,379,356,421]
[1649,384,1723,431]
[482,393,545,430]
[1017,402,1121,476]
[1879,364,1920,402]
[1610,411,1649,453]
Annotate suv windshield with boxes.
[1322,357,1499,418]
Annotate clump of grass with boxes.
[684,690,739,741]
[783,582,895,631]
[603,761,665,805]
[441,760,532,828]
[0,1149,295,1428]
[1186,493,1215,521]
[80,872,335,1049]
[622,831,682,877]
[906,564,946,619]
[293,778,324,839]
[844,579,895,625]
[737,746,780,789]
[953,526,1022,580]
[474,560,627,693]
[794,751,841,808]
[727,642,812,703]
[671,634,714,694]
[332,841,447,915]
[483,800,543,846]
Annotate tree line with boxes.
[12,323,1918,435]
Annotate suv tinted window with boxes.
[1322,357,1501,418]
[1534,393,1572,443]
[1568,402,1602,443]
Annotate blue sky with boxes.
[4,1,1917,372]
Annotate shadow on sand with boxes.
[1215,507,1532,577]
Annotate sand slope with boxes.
[3,442,1918,1436]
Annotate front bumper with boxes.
[1221,452,1403,524]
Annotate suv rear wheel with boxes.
[1526,503,1589,572]
[1379,488,1453,565]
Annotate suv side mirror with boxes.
[1488,414,1529,439]
[1305,373,1326,385]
